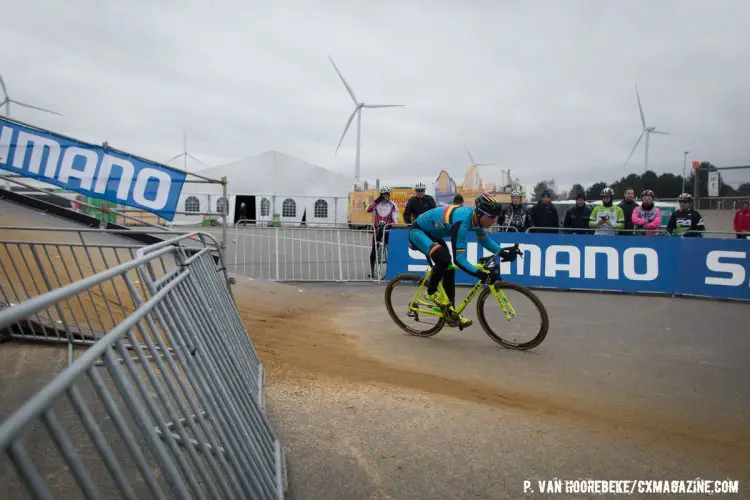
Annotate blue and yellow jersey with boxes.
[412,205,501,275]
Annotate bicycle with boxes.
[384,244,550,350]
[373,223,391,281]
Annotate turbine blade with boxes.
[635,85,646,129]
[464,145,477,165]
[362,104,405,108]
[0,73,8,98]
[10,99,63,116]
[651,129,669,135]
[0,98,7,107]
[187,153,208,166]
[165,153,184,163]
[334,107,358,155]
[624,131,645,167]
[328,56,358,104]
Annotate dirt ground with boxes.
[232,279,749,484]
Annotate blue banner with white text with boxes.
[386,229,750,301]
[0,117,187,221]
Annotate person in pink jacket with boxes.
[632,189,662,236]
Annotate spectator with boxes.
[452,194,464,206]
[367,186,400,277]
[632,189,662,236]
[618,187,639,235]
[530,190,559,233]
[589,187,625,235]
[563,192,592,234]
[500,189,532,233]
[403,182,436,224]
[666,193,705,237]
[733,200,750,239]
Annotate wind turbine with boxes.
[329,56,405,185]
[463,145,500,190]
[463,145,494,168]
[0,71,63,118]
[165,130,208,173]
[624,85,668,172]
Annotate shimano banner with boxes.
[0,117,187,221]
[676,238,750,300]
[386,230,750,301]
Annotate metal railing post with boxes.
[337,229,344,282]
[275,227,280,281]
[221,176,228,249]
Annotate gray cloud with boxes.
[2,0,749,191]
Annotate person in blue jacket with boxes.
[408,193,505,328]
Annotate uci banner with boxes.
[386,230,750,302]
[0,117,187,221]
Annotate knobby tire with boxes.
[384,273,445,337]
[476,281,549,350]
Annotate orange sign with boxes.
[692,160,700,169]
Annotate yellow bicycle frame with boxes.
[408,263,517,321]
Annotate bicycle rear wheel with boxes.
[375,243,388,281]
[476,281,549,350]
[384,273,445,337]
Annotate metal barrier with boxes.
[0,232,284,499]
[681,230,749,238]
[526,226,668,235]
[0,227,216,360]
[229,221,521,283]
[232,221,375,281]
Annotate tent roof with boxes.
[192,151,353,196]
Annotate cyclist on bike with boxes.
[367,186,400,277]
[409,193,509,328]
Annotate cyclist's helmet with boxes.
[641,189,655,198]
[474,192,503,217]
[678,193,693,201]
[380,186,391,194]
[414,182,426,191]
[600,187,615,197]
[510,189,523,197]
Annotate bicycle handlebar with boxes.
[477,244,521,267]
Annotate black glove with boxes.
[499,246,522,262]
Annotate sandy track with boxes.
[232,279,749,477]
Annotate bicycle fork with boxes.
[488,285,516,320]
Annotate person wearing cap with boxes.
[563,192,592,234]
[589,187,625,236]
[403,182,436,224]
[631,189,662,236]
[501,189,531,233]
[666,193,705,237]
[530,190,559,233]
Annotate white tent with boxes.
[174,151,353,226]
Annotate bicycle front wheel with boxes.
[384,274,445,337]
[476,281,549,350]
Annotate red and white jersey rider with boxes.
[367,186,400,227]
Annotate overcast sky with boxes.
[2,0,749,192]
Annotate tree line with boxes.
[533,162,750,201]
